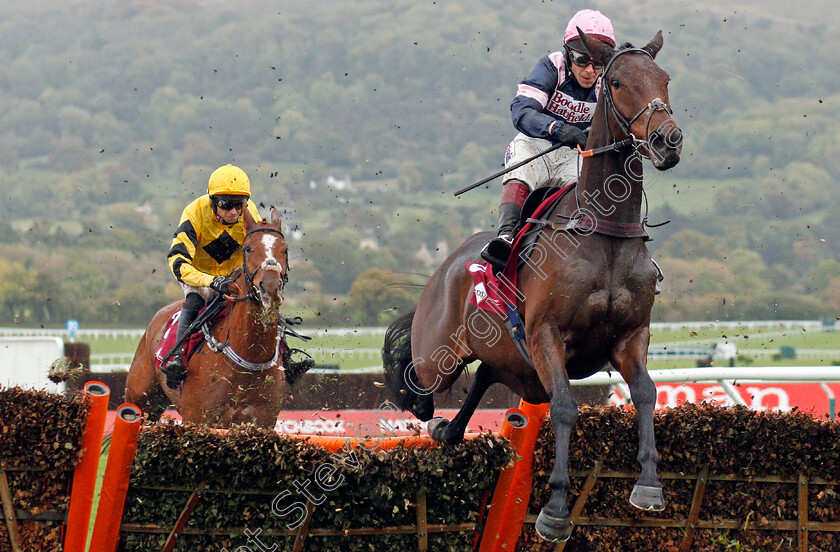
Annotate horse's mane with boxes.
[616,41,635,51]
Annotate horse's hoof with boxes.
[426,417,449,442]
[535,510,572,543]
[630,484,665,511]
[412,394,435,422]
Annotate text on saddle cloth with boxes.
[466,261,512,316]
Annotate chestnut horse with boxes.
[125,207,290,428]
[383,31,682,542]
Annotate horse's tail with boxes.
[382,309,432,418]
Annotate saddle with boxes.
[514,186,570,268]
[154,302,230,371]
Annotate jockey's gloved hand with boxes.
[552,123,587,148]
[210,276,232,294]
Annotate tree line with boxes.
[0,0,837,326]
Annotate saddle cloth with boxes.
[465,262,510,316]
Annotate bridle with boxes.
[566,46,676,232]
[235,227,289,304]
[200,225,290,372]
[599,47,674,157]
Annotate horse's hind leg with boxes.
[613,331,664,511]
[427,362,493,445]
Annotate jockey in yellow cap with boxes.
[162,164,261,388]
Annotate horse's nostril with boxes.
[664,127,682,149]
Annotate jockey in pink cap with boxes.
[564,9,616,47]
[481,9,616,273]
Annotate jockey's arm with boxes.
[511,54,563,141]
[167,208,215,289]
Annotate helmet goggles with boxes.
[213,194,247,211]
[565,45,604,69]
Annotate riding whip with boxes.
[453,141,567,196]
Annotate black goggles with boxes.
[215,197,246,211]
[566,48,604,69]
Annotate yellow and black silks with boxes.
[167,195,261,288]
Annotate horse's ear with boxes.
[577,27,614,68]
[642,31,664,59]
[243,205,258,231]
[269,207,282,229]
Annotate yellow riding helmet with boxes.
[208,164,251,197]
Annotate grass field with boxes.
[86,453,108,551]
[84,322,840,372]
[651,325,840,348]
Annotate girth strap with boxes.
[568,216,650,239]
[504,303,535,370]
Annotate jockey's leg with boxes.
[480,179,530,273]
[162,292,205,388]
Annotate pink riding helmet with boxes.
[564,9,616,48]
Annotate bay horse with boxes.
[382,31,682,543]
[125,207,290,428]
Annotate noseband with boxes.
[600,48,674,156]
[237,227,288,304]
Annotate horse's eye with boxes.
[610,78,620,88]
[243,245,252,253]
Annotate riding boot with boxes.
[652,258,664,295]
[285,357,316,387]
[480,180,530,273]
[162,293,204,388]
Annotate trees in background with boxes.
[0,0,838,325]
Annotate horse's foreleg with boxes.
[428,362,493,445]
[613,330,664,512]
[535,376,577,543]
[625,368,664,510]
[528,324,577,543]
